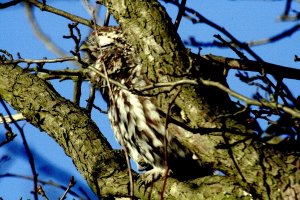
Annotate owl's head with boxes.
[80,26,125,64]
[80,26,139,88]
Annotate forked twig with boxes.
[60,176,76,200]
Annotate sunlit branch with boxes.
[27,0,93,27]
[0,114,17,147]
[37,185,49,200]
[0,113,25,124]
[4,56,77,65]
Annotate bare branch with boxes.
[137,78,300,119]
[201,54,300,80]
[0,0,23,9]
[60,176,76,200]
[0,173,83,199]
[199,78,300,119]
[2,56,77,65]
[0,113,25,124]
[247,23,300,46]
[174,0,186,30]
[27,0,93,27]
[0,98,39,200]
[162,0,263,61]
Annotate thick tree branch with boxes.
[0,64,129,197]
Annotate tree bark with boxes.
[0,63,252,198]
[98,0,300,199]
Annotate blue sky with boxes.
[0,0,299,199]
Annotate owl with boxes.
[80,26,210,183]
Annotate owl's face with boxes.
[80,26,124,63]
[80,26,138,86]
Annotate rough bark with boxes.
[98,0,300,199]
[0,63,251,199]
[0,64,131,196]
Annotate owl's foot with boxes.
[138,167,170,191]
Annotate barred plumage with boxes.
[80,26,208,182]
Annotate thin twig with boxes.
[174,0,186,30]
[37,185,49,200]
[214,34,248,61]
[88,65,128,90]
[135,78,300,119]
[27,0,93,27]
[60,176,76,200]
[247,24,300,47]
[86,84,96,115]
[0,99,39,200]
[199,79,300,119]
[160,86,182,200]
[162,0,263,61]
[0,0,23,9]
[283,0,293,17]
[0,173,83,198]
[136,79,197,92]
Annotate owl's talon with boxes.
[138,167,170,192]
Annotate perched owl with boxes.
[80,26,211,183]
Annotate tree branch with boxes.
[0,64,129,197]
[201,54,300,80]
[27,0,93,27]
